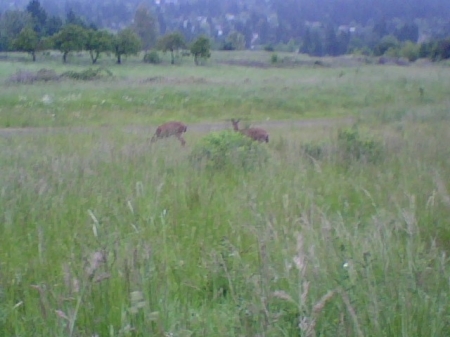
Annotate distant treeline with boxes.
[0,0,449,63]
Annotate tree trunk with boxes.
[89,50,95,64]
[194,55,198,65]
[170,50,175,64]
[117,53,122,64]
[32,51,36,62]
[63,52,68,63]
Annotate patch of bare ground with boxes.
[218,55,372,69]
[139,76,210,85]
[138,76,253,86]
[0,117,354,138]
[218,59,271,68]
[218,55,443,69]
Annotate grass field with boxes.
[1,50,449,128]
[1,50,450,336]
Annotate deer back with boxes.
[157,121,187,136]
[244,128,269,143]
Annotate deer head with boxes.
[231,119,269,143]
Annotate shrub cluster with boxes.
[143,51,162,64]
[301,126,384,165]
[189,130,269,172]
[6,68,60,84]
[337,127,384,164]
[6,67,113,84]
[60,67,113,80]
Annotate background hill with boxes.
[2,0,450,39]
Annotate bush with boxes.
[6,68,60,84]
[221,41,235,51]
[143,50,162,64]
[374,35,400,56]
[384,46,400,58]
[60,67,113,81]
[337,126,384,164]
[271,53,278,64]
[301,141,331,161]
[189,130,269,172]
[400,41,420,62]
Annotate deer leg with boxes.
[176,134,186,146]
[150,134,158,143]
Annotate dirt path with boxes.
[0,117,354,137]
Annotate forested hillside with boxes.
[1,0,450,59]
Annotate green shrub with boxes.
[189,130,269,172]
[374,35,400,56]
[337,126,384,164]
[384,46,400,58]
[143,50,162,64]
[60,67,113,81]
[6,68,60,84]
[301,141,330,161]
[271,53,278,64]
[400,41,420,62]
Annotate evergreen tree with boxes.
[324,25,338,56]
[26,0,47,35]
[133,5,158,51]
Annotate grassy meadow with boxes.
[0,50,449,127]
[1,50,450,336]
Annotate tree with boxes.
[113,28,141,64]
[26,0,47,35]
[12,27,39,61]
[300,28,323,56]
[373,18,387,39]
[66,9,87,28]
[44,15,62,36]
[299,28,312,54]
[324,25,338,56]
[336,31,351,55]
[190,35,211,65]
[432,38,450,60]
[394,23,419,43]
[0,10,33,46]
[85,29,114,64]
[226,31,246,50]
[373,35,400,56]
[52,24,88,63]
[156,32,186,64]
[399,41,420,61]
[133,5,158,51]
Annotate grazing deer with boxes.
[150,121,188,146]
[231,119,269,143]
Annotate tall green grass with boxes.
[1,120,450,336]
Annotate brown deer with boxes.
[150,121,188,146]
[231,119,269,143]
